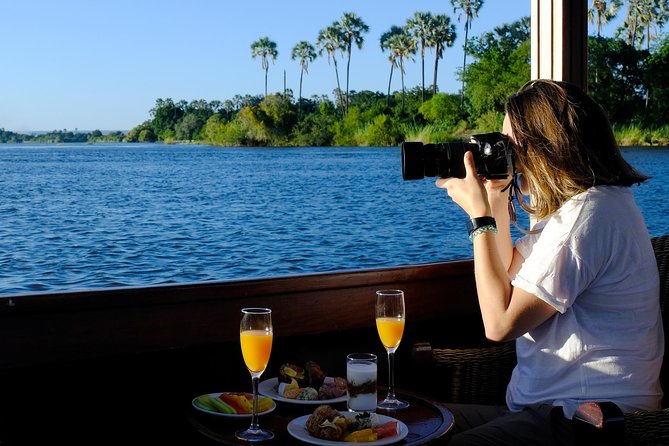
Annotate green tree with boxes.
[419,93,463,129]
[338,12,370,114]
[236,106,270,145]
[175,113,203,140]
[645,36,669,126]
[251,37,278,97]
[450,0,485,104]
[259,93,298,142]
[406,12,434,103]
[588,36,648,123]
[316,23,347,112]
[150,98,185,140]
[357,114,402,146]
[428,14,457,95]
[291,41,317,116]
[463,17,531,127]
[380,26,405,106]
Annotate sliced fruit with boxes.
[372,421,399,439]
[344,428,378,442]
[257,397,273,412]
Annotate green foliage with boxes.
[419,93,462,128]
[403,120,469,143]
[588,36,648,124]
[150,98,185,139]
[356,114,402,146]
[463,18,531,122]
[614,123,669,146]
[139,128,158,142]
[644,35,669,127]
[236,107,270,145]
[260,94,298,134]
[474,110,504,133]
[290,111,336,147]
[332,106,363,146]
[175,113,204,141]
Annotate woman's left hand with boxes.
[436,151,491,218]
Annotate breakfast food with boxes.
[305,405,400,442]
[276,360,347,400]
[279,363,306,386]
[194,393,273,414]
[306,360,327,388]
[306,405,350,440]
[318,376,348,400]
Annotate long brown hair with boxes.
[504,79,648,220]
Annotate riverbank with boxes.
[4,123,669,147]
[614,124,669,146]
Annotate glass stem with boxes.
[386,349,396,400]
[249,375,260,432]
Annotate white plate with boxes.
[191,392,276,418]
[287,413,409,445]
[258,377,347,405]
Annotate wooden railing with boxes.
[0,259,482,369]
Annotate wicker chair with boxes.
[414,234,669,445]
[573,234,669,445]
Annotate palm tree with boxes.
[338,12,370,114]
[380,26,405,107]
[589,0,623,36]
[316,23,346,111]
[406,12,434,104]
[250,37,278,97]
[621,0,669,50]
[388,32,417,110]
[291,41,317,116]
[450,0,484,104]
[428,14,457,95]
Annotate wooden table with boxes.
[188,389,454,445]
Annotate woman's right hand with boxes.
[436,151,491,218]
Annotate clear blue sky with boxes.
[0,1,619,133]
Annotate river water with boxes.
[1,143,668,296]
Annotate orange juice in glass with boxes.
[376,317,405,350]
[375,290,409,410]
[240,329,273,373]
[236,308,274,442]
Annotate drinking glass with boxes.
[375,290,409,410]
[346,353,377,412]
[236,307,274,442]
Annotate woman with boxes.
[437,79,663,445]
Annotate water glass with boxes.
[346,353,377,412]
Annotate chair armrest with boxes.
[572,402,669,445]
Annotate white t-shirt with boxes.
[507,185,663,419]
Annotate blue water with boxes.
[1,143,668,296]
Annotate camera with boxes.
[401,132,513,180]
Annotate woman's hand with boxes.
[435,151,491,218]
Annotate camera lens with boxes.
[401,142,426,180]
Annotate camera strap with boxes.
[505,172,542,235]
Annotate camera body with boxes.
[401,132,513,180]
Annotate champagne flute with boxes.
[236,307,274,442]
[375,290,409,410]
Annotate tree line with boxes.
[2,1,668,146]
